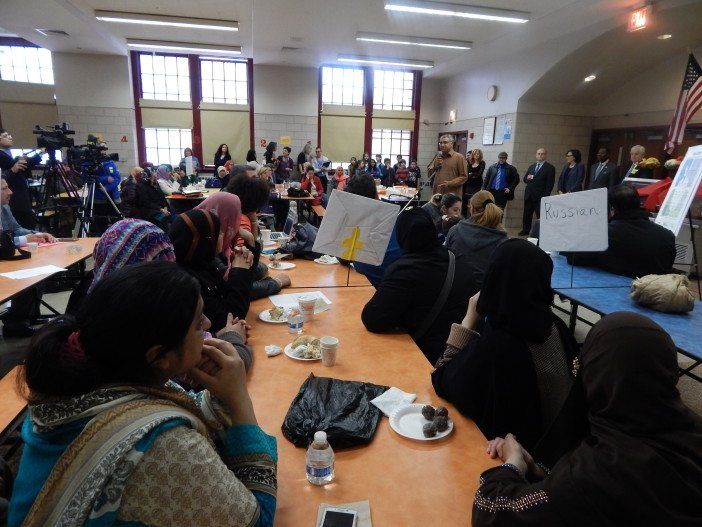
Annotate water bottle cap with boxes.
[314,431,327,443]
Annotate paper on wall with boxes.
[655,145,702,236]
[312,190,397,266]
[539,188,608,252]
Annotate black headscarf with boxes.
[548,312,702,525]
[169,209,220,269]
[395,207,441,253]
[477,238,553,342]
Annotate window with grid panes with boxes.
[373,70,414,111]
[0,44,53,84]
[144,128,193,167]
[139,54,190,102]
[371,129,411,164]
[200,59,248,104]
[321,66,364,106]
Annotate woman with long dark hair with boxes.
[263,141,278,167]
[213,143,231,175]
[557,149,585,194]
[8,262,277,526]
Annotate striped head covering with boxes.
[89,219,175,292]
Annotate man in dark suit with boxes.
[482,152,519,210]
[588,147,618,190]
[619,144,653,183]
[519,147,555,236]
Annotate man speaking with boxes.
[428,134,468,196]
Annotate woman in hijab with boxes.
[329,166,349,192]
[361,208,478,365]
[432,239,584,465]
[473,312,702,526]
[155,164,179,195]
[66,219,176,314]
[169,209,255,369]
[195,192,242,279]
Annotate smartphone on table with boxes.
[320,507,357,527]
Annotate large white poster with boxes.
[539,188,609,252]
[655,145,702,236]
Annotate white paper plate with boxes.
[314,256,339,265]
[268,261,296,270]
[258,309,288,324]
[389,404,453,441]
[284,343,321,361]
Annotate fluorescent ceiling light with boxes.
[338,54,433,69]
[127,39,242,55]
[657,34,672,40]
[356,32,471,50]
[385,0,530,23]
[584,74,597,82]
[96,11,238,31]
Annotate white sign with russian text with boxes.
[539,188,609,252]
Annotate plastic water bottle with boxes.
[306,431,335,485]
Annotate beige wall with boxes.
[53,53,133,109]
[0,102,58,146]
[254,64,318,117]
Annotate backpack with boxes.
[280,222,321,258]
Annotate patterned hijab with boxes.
[90,219,175,292]
[195,192,242,265]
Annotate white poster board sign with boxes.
[539,188,609,252]
[312,190,397,266]
[655,145,702,236]
[482,117,496,146]
[185,156,195,176]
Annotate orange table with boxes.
[0,238,97,304]
[0,367,27,458]
[246,286,494,526]
[262,257,370,288]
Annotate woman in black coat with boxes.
[361,207,479,365]
[135,167,171,230]
[213,143,232,175]
[432,239,586,466]
[169,208,254,334]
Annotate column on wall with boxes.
[320,104,365,162]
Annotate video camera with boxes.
[33,122,75,151]
[67,134,119,173]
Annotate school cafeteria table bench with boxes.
[262,257,371,288]
[0,238,98,312]
[554,286,702,382]
[246,286,496,526]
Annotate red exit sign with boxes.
[628,5,652,32]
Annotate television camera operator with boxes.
[0,128,44,229]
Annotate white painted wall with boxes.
[53,53,133,109]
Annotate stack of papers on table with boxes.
[269,291,332,314]
[0,265,66,279]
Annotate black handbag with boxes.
[0,230,31,261]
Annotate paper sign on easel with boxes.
[312,190,397,266]
[655,145,702,236]
[539,188,609,252]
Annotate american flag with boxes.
[665,54,702,154]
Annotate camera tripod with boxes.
[75,172,123,237]
[36,152,82,236]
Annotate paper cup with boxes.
[320,336,339,366]
[26,242,38,253]
[298,296,317,321]
[261,229,271,243]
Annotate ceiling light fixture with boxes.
[584,74,597,82]
[356,32,471,50]
[657,34,672,40]
[337,54,434,69]
[96,11,238,32]
[384,0,530,23]
[127,39,242,55]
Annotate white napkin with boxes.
[370,387,416,417]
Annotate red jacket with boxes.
[301,175,324,205]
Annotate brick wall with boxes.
[57,105,137,171]
[253,113,317,162]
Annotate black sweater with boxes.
[136,180,168,215]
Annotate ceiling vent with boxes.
[35,29,70,37]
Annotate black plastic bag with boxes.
[282,373,388,449]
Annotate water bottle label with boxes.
[306,465,332,478]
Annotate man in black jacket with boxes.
[0,128,42,229]
[566,185,676,278]
[482,152,519,210]
[519,147,555,236]
[588,147,618,190]
[619,144,654,183]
